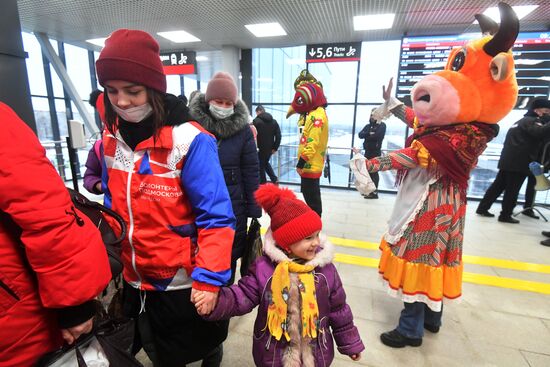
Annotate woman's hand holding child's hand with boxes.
[350,353,361,361]
[191,289,218,315]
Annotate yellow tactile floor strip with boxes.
[329,236,550,274]
[259,228,550,294]
[334,253,550,295]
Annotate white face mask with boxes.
[209,103,234,120]
[112,103,153,123]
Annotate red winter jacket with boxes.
[0,103,111,367]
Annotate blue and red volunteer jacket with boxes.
[102,121,235,292]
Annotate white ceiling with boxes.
[17,0,550,52]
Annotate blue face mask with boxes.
[209,103,234,120]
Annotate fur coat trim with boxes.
[188,93,249,139]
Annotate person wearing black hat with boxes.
[358,109,386,199]
[476,97,550,223]
[521,98,550,219]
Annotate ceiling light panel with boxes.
[354,14,396,31]
[86,37,107,47]
[245,22,287,37]
[157,30,200,43]
[479,5,538,23]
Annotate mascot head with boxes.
[287,69,327,118]
[411,2,519,126]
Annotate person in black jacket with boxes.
[521,132,550,219]
[477,98,550,223]
[253,105,282,184]
[358,109,386,199]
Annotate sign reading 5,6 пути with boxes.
[306,42,362,63]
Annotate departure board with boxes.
[396,32,550,108]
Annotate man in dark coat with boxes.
[358,109,386,199]
[477,97,550,223]
[253,105,281,184]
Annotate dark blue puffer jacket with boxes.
[189,94,261,260]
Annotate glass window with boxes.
[184,74,199,97]
[252,46,305,103]
[22,32,47,96]
[357,40,401,103]
[307,62,358,103]
[32,96,51,141]
[250,42,540,197]
[47,39,65,98]
[55,99,69,138]
[197,50,223,91]
[166,75,181,96]
[65,43,93,100]
[322,105,355,187]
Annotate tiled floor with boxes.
[130,185,550,367]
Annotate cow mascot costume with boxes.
[356,2,519,347]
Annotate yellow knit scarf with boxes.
[266,261,319,341]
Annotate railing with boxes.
[271,144,512,199]
[42,140,540,202]
[42,139,90,182]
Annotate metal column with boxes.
[35,32,98,135]
[0,0,36,130]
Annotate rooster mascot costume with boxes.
[287,70,329,217]
[358,2,519,347]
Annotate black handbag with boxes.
[240,218,263,276]
[67,188,126,279]
[36,317,142,367]
[323,153,331,183]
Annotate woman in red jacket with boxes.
[0,102,111,367]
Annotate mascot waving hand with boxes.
[361,2,519,348]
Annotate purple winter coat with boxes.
[205,230,364,366]
[83,140,102,194]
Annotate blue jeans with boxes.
[396,302,443,338]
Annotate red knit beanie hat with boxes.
[255,184,322,251]
[96,29,166,93]
[205,72,238,104]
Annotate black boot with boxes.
[365,192,378,199]
[424,324,440,333]
[522,210,540,219]
[498,216,520,224]
[541,238,550,247]
[476,210,495,217]
[380,329,422,348]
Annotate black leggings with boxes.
[301,177,322,217]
